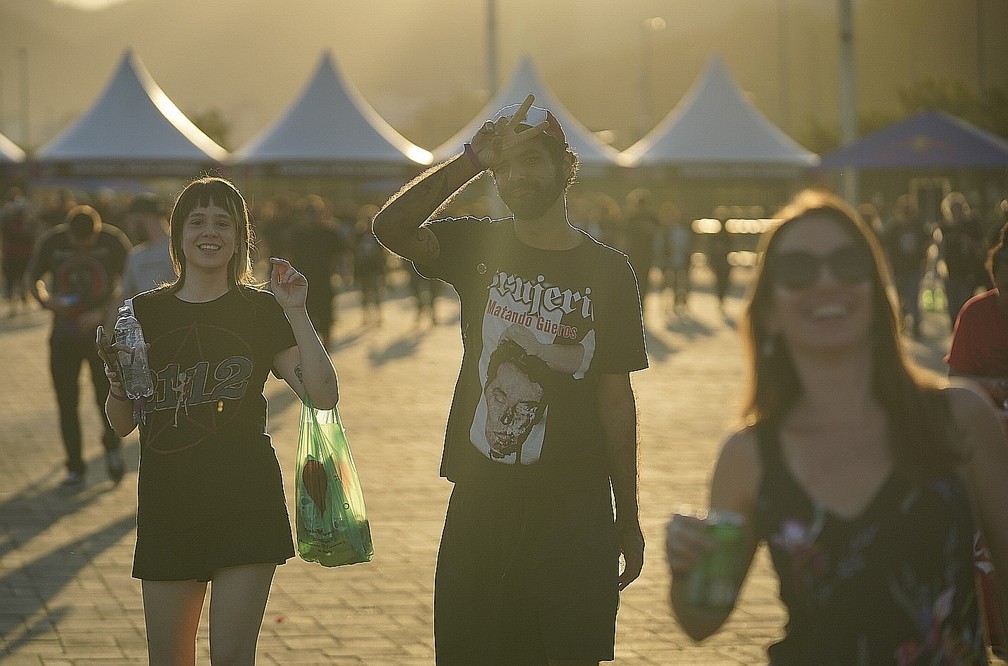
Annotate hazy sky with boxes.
[6,0,1006,154]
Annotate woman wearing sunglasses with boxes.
[665,189,1008,663]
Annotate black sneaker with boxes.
[106,449,125,485]
[61,471,84,486]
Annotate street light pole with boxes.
[486,0,499,97]
[19,48,29,148]
[638,17,665,138]
[837,0,858,205]
[976,0,985,88]
[778,0,790,131]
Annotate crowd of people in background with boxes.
[3,184,1007,344]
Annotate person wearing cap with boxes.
[25,204,131,487]
[119,192,175,301]
[373,94,648,665]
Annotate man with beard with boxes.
[372,95,648,665]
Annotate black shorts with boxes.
[434,480,619,665]
[133,509,294,582]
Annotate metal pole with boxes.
[778,0,790,131]
[639,21,651,137]
[486,0,498,96]
[976,0,985,88]
[637,18,665,139]
[20,47,29,148]
[837,0,858,205]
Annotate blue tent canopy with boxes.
[819,109,1008,168]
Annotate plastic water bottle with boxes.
[114,305,154,399]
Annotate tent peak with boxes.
[35,48,227,166]
[230,48,432,166]
[620,55,817,170]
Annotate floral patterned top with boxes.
[753,424,987,665]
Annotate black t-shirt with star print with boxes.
[131,286,296,534]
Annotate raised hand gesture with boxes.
[270,257,308,312]
[469,93,550,170]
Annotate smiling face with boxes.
[764,215,875,355]
[181,199,237,276]
[741,189,908,423]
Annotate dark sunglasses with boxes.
[772,245,875,289]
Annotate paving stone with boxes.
[0,271,998,664]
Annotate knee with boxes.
[146,635,197,666]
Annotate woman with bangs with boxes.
[665,189,1008,664]
[103,176,338,665]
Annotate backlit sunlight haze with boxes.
[2,0,1006,154]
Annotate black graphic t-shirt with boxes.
[27,224,130,338]
[131,286,296,533]
[417,217,648,492]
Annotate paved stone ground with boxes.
[0,267,997,665]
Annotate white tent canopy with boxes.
[433,56,622,168]
[231,51,432,172]
[0,131,25,164]
[35,49,227,171]
[620,56,818,173]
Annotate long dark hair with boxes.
[164,176,257,293]
[741,189,960,477]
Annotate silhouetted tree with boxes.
[189,108,231,150]
[899,79,1008,139]
[798,79,1008,154]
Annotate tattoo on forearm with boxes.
[413,169,448,200]
[396,170,451,221]
[294,364,304,386]
[376,159,473,259]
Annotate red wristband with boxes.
[463,143,484,171]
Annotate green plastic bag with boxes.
[295,396,373,566]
